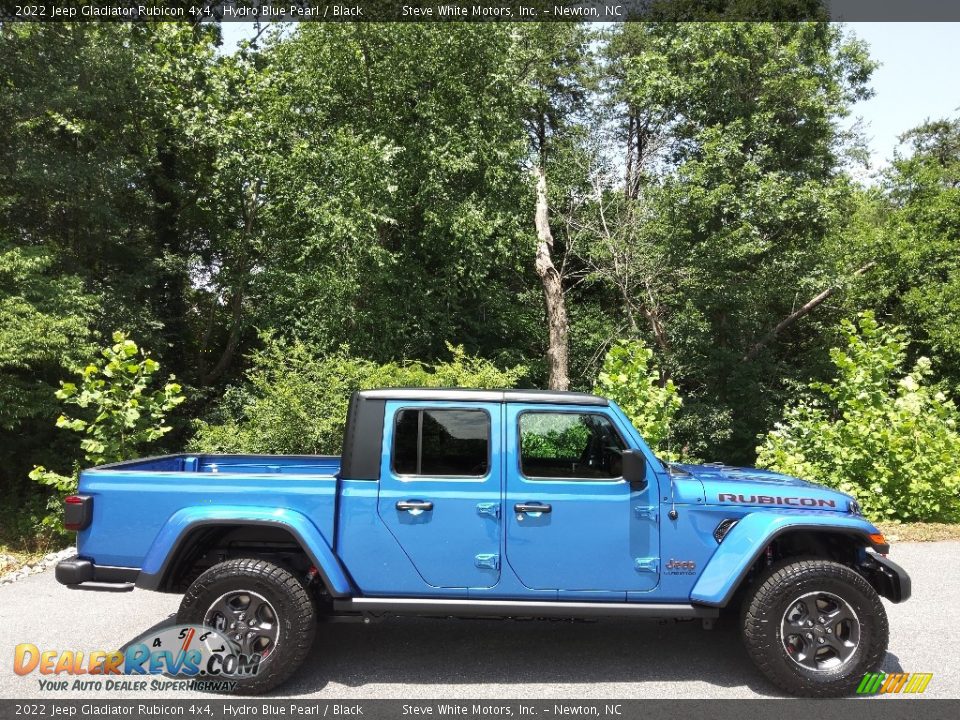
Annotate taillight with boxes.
[64,495,92,531]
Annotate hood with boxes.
[670,462,857,513]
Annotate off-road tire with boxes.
[741,557,888,697]
[178,558,316,694]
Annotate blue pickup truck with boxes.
[56,388,909,696]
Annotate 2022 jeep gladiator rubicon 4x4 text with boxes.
[56,389,910,695]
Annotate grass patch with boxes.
[0,545,45,576]
[875,522,960,542]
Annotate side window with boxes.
[519,412,625,480]
[392,409,490,477]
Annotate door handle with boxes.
[396,500,434,512]
[514,502,552,514]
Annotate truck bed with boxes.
[76,453,341,570]
[104,453,341,476]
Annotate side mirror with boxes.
[622,449,647,491]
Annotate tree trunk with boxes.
[201,279,244,386]
[201,182,261,386]
[149,139,189,379]
[533,165,570,391]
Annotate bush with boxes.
[594,340,682,457]
[0,488,65,552]
[28,332,184,535]
[190,339,527,455]
[757,312,960,522]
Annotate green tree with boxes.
[594,340,681,456]
[0,240,97,536]
[513,22,594,390]
[757,312,960,522]
[25,332,184,541]
[0,242,95,436]
[584,22,875,461]
[0,23,223,368]
[245,24,536,369]
[0,22,225,499]
[31,332,185,489]
[870,118,960,392]
[190,339,526,456]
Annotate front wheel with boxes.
[742,558,888,696]
[178,558,317,694]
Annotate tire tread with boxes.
[178,557,316,694]
[741,557,888,697]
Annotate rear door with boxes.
[377,400,502,589]
[504,404,660,595]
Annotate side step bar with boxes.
[333,597,719,619]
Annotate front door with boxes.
[378,401,502,589]
[504,405,660,594]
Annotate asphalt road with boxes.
[1,542,957,700]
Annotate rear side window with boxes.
[519,412,625,480]
[392,409,490,477]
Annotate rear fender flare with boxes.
[135,505,352,596]
[691,512,886,607]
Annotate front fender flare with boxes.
[691,511,884,607]
[135,505,352,597]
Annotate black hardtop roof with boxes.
[354,388,608,406]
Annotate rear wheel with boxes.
[178,558,316,694]
[742,558,888,696]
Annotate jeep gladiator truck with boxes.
[56,388,910,695]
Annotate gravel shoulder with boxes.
[0,541,957,700]
[1,547,76,585]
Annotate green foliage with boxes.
[245,24,536,365]
[0,490,63,553]
[584,22,875,463]
[191,339,526,456]
[872,119,960,391]
[0,241,95,430]
[23,333,183,540]
[519,414,591,461]
[0,23,222,368]
[0,22,223,530]
[757,312,960,522]
[594,341,681,456]
[30,332,184,492]
[0,240,98,545]
[55,332,184,465]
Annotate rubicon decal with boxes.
[857,672,933,695]
[718,493,836,508]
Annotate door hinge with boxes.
[634,505,658,523]
[634,557,659,574]
[475,553,500,570]
[476,502,500,519]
